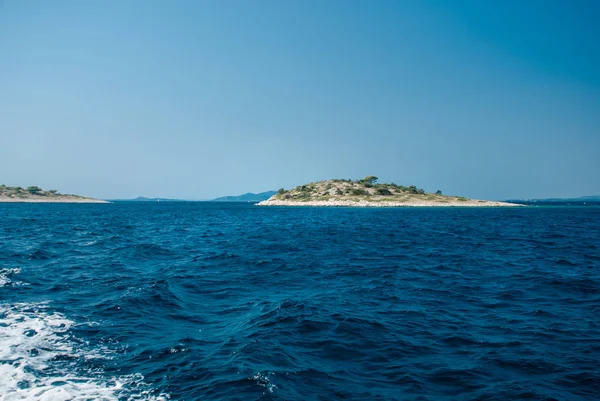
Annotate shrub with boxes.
[376,188,392,196]
[435,190,442,195]
[351,188,369,196]
[277,188,286,195]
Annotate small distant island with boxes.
[257,177,521,207]
[0,185,108,203]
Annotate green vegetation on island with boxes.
[271,177,449,202]
[260,176,520,207]
[0,184,107,203]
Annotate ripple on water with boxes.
[0,203,599,400]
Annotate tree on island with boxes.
[26,186,43,194]
[359,175,379,187]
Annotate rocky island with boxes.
[0,185,109,203]
[257,177,521,207]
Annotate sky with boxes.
[1,0,598,200]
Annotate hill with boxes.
[0,185,108,203]
[212,191,276,202]
[257,177,520,207]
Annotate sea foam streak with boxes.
[0,302,168,401]
[0,268,23,287]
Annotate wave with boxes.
[2,202,599,399]
[0,302,168,400]
[0,268,23,287]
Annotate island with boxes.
[256,177,521,207]
[0,185,109,203]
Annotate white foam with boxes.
[0,303,169,400]
[0,268,23,287]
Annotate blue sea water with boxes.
[1,202,599,400]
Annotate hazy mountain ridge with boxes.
[109,197,189,202]
[212,191,276,202]
[507,196,600,203]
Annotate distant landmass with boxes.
[258,177,520,207]
[109,196,188,202]
[533,196,600,202]
[506,196,600,205]
[109,192,277,202]
[212,191,276,202]
[0,185,108,203]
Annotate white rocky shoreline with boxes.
[256,199,522,207]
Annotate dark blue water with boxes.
[1,203,599,400]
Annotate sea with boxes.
[1,202,599,401]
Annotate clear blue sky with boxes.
[1,0,598,200]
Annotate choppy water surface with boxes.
[1,203,599,400]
